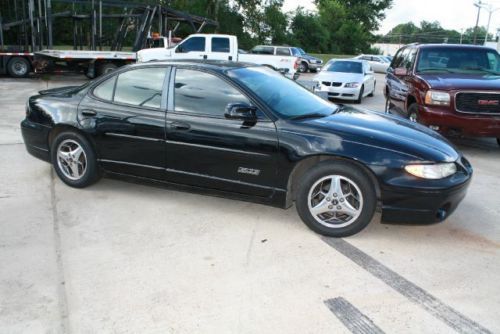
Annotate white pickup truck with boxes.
[136,34,299,79]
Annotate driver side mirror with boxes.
[394,67,410,76]
[225,103,257,121]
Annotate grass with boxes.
[310,54,355,63]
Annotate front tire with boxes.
[295,161,377,237]
[408,103,419,123]
[51,131,101,188]
[355,85,364,104]
[497,138,500,146]
[368,82,376,97]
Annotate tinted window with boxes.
[93,76,116,101]
[416,47,500,74]
[250,46,274,55]
[177,37,205,53]
[291,48,301,56]
[114,68,166,108]
[326,61,363,74]
[228,66,336,119]
[401,48,417,69]
[391,48,407,68]
[276,47,291,56]
[174,69,249,117]
[212,37,230,53]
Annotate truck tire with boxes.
[7,57,31,78]
[97,63,118,77]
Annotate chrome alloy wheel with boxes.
[307,175,364,228]
[57,139,87,180]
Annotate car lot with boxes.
[1,72,499,333]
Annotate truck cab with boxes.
[137,34,237,62]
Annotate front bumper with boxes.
[21,119,51,162]
[377,157,473,224]
[418,105,500,138]
[308,63,322,70]
[316,85,360,101]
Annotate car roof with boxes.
[410,44,497,51]
[129,59,256,72]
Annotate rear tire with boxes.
[97,63,118,77]
[51,131,101,188]
[368,82,376,97]
[497,138,500,146]
[7,57,31,78]
[295,161,377,237]
[298,62,308,73]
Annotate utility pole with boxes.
[483,4,500,44]
[473,0,482,44]
[460,28,464,44]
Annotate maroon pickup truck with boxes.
[384,44,500,145]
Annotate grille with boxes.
[322,81,331,86]
[455,92,500,114]
[331,82,342,87]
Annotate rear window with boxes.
[325,61,363,74]
[211,37,230,53]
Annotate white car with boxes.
[354,54,390,73]
[313,59,375,103]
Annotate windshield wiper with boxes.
[417,68,456,73]
[289,113,327,120]
[463,67,500,75]
[290,107,339,120]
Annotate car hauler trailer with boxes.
[0,0,217,78]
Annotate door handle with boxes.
[81,109,97,116]
[169,121,190,131]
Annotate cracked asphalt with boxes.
[1,72,499,333]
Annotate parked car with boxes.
[21,60,472,237]
[354,54,391,73]
[384,44,500,145]
[137,34,299,80]
[291,47,323,73]
[313,59,376,103]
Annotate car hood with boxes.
[314,72,363,83]
[417,73,500,91]
[299,106,460,162]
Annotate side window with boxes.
[176,37,205,53]
[174,69,250,117]
[392,48,408,68]
[250,46,274,55]
[212,37,230,53]
[402,48,417,70]
[276,47,291,56]
[114,68,167,109]
[93,76,116,101]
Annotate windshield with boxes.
[227,66,337,119]
[291,48,302,57]
[326,61,363,74]
[416,47,500,75]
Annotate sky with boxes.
[282,0,500,35]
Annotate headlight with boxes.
[404,163,457,179]
[136,52,143,63]
[345,82,360,88]
[425,90,450,106]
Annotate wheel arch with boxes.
[405,94,417,112]
[48,124,98,156]
[284,154,381,208]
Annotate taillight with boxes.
[294,58,299,69]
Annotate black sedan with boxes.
[21,60,472,237]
